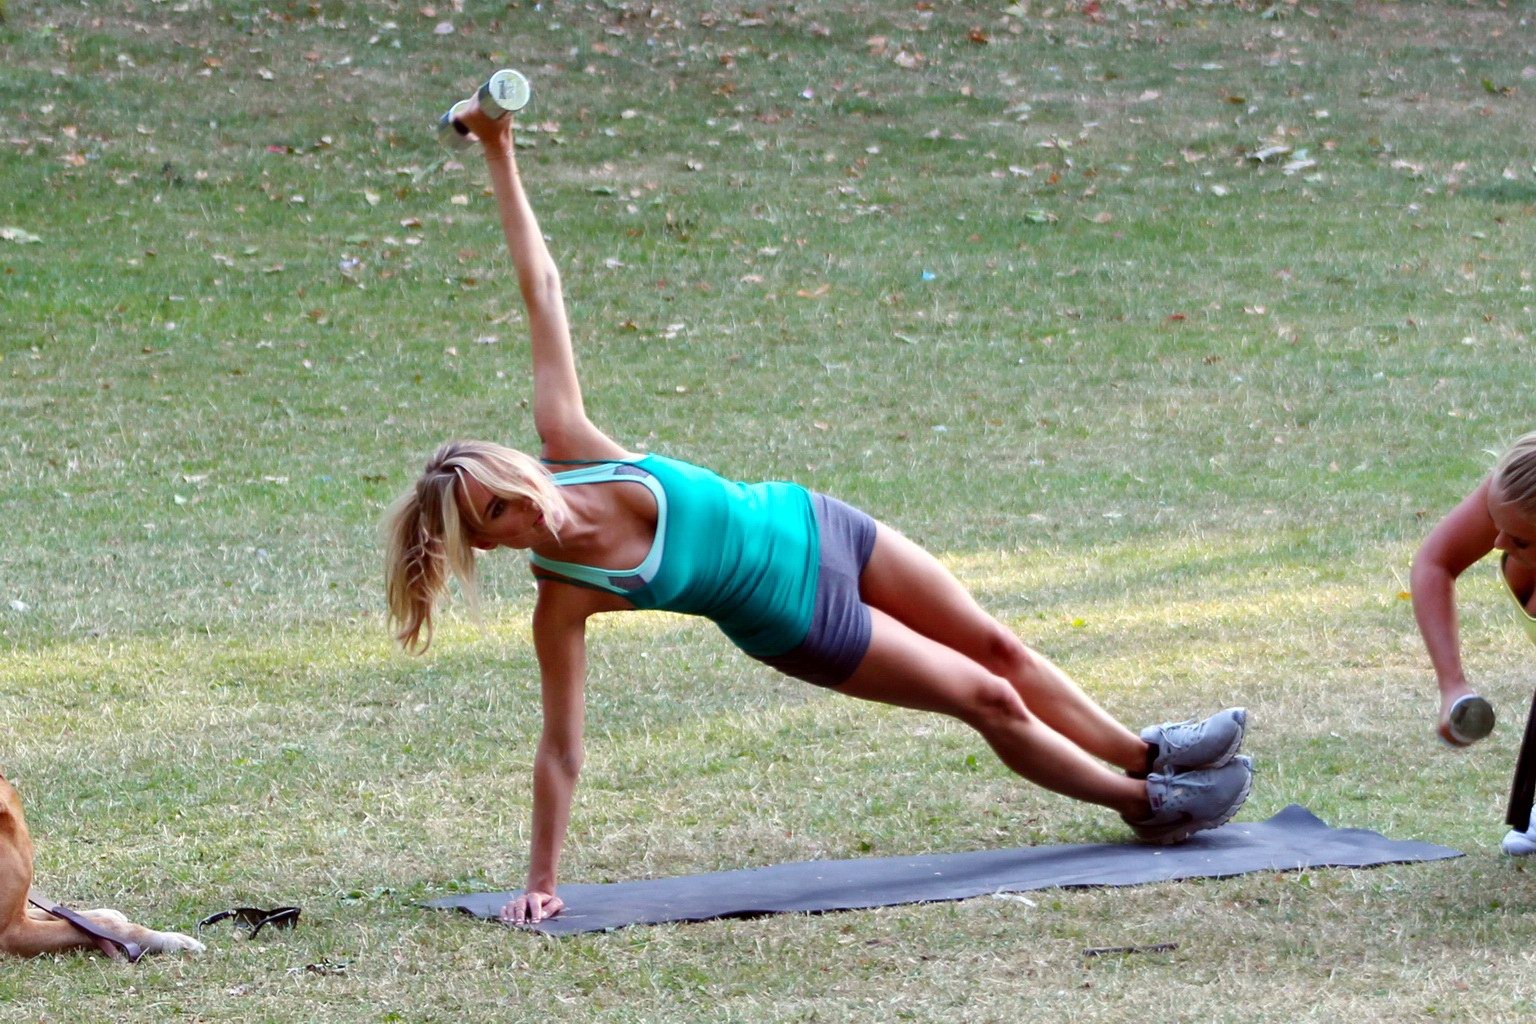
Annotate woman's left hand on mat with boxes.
[499,890,564,926]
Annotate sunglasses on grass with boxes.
[196,905,301,938]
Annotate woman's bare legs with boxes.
[837,606,1150,817]
[853,523,1149,773]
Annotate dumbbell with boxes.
[436,69,531,148]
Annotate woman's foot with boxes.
[1502,824,1536,856]
[1124,756,1254,845]
[1141,707,1248,775]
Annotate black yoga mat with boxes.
[425,804,1460,936]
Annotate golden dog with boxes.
[0,770,203,958]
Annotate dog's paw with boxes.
[146,930,206,955]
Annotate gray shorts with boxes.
[754,493,877,688]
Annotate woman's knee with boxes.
[957,674,1034,730]
[975,623,1035,679]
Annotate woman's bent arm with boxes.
[1411,478,1498,729]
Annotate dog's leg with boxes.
[73,909,204,954]
[1,913,125,958]
[0,775,202,958]
[6,906,203,957]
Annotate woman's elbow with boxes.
[1409,548,1459,605]
[520,265,564,308]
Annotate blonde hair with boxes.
[383,440,567,652]
[1494,430,1536,520]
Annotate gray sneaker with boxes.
[1142,707,1248,775]
[1125,755,1253,845]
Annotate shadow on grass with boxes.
[1460,181,1536,205]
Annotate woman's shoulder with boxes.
[532,573,635,620]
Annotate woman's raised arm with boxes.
[459,106,629,463]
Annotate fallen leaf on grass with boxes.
[796,283,831,299]
[1282,150,1317,175]
[1247,144,1291,163]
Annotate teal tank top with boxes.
[528,454,820,657]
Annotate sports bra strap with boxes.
[529,457,667,593]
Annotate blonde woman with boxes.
[385,100,1253,925]
[1412,430,1536,853]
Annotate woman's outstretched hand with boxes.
[457,103,513,152]
[499,889,564,926]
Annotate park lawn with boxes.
[2,0,1535,1020]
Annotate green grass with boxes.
[4,0,1536,1020]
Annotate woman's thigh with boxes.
[835,604,1011,718]
[857,522,1016,665]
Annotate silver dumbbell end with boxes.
[477,69,531,118]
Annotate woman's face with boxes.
[1488,482,1536,569]
[459,475,548,551]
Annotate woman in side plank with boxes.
[384,93,1253,924]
